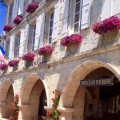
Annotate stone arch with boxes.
[0,78,14,103]
[59,60,120,108]
[20,73,48,106]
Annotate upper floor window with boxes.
[74,0,82,33]
[32,24,36,51]
[14,34,20,58]
[48,11,54,44]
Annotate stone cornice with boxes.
[57,107,74,113]
[0,42,120,78]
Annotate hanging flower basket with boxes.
[38,45,53,56]
[26,2,38,13]
[8,60,19,67]
[22,53,35,61]
[13,15,23,24]
[61,34,82,47]
[92,22,103,35]
[92,16,120,34]
[0,64,8,70]
[3,25,12,32]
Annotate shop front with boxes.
[81,77,120,120]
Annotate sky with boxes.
[0,3,6,34]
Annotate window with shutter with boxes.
[74,0,91,32]
[52,0,60,43]
[24,24,30,54]
[5,40,10,60]
[61,0,69,38]
[9,36,13,60]
[14,34,20,59]
[24,0,29,16]
[32,24,36,51]
[39,12,45,48]
[28,25,33,52]
[48,12,54,44]
[18,0,24,15]
[101,0,111,21]
[8,4,13,25]
[6,6,10,25]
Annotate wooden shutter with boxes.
[24,24,29,53]
[29,0,32,3]
[18,0,24,15]
[12,0,18,19]
[6,6,10,25]
[111,0,120,16]
[19,29,24,57]
[81,0,91,30]
[12,35,15,59]
[61,0,69,38]
[39,11,45,48]
[34,14,41,50]
[52,0,60,43]
[101,0,111,21]
[9,36,13,60]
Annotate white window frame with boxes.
[73,0,83,33]
[48,11,54,44]
[32,24,36,51]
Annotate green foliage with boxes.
[42,90,62,120]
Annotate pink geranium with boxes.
[0,64,8,70]
[22,53,35,61]
[8,60,19,67]
[3,25,12,32]
[26,2,38,13]
[61,34,82,47]
[13,15,23,24]
[38,45,53,56]
[92,22,103,34]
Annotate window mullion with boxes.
[79,0,83,31]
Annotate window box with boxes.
[13,15,23,25]
[3,25,12,32]
[38,45,53,56]
[0,64,8,70]
[61,34,82,47]
[92,16,120,34]
[22,53,35,61]
[26,2,38,13]
[8,60,19,67]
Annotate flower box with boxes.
[8,60,19,67]
[0,64,8,70]
[38,45,53,56]
[26,2,38,13]
[22,53,35,61]
[13,15,23,24]
[3,25,12,32]
[92,16,120,34]
[61,34,82,47]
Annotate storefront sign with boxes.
[80,77,114,87]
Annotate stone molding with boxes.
[44,106,52,110]
[57,107,74,113]
[0,101,6,106]
[17,104,30,108]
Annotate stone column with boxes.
[18,104,30,120]
[0,102,6,118]
[57,107,74,120]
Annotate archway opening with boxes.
[29,79,47,120]
[4,85,14,118]
[72,67,120,120]
[21,78,47,120]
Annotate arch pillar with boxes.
[0,102,6,118]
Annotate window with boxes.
[5,40,10,60]
[14,35,20,58]
[8,4,13,25]
[74,0,82,33]
[32,24,36,51]
[48,11,54,44]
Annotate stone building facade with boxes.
[1,0,120,120]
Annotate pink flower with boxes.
[58,93,61,96]
[54,116,57,119]
[52,98,55,101]
[60,113,62,116]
